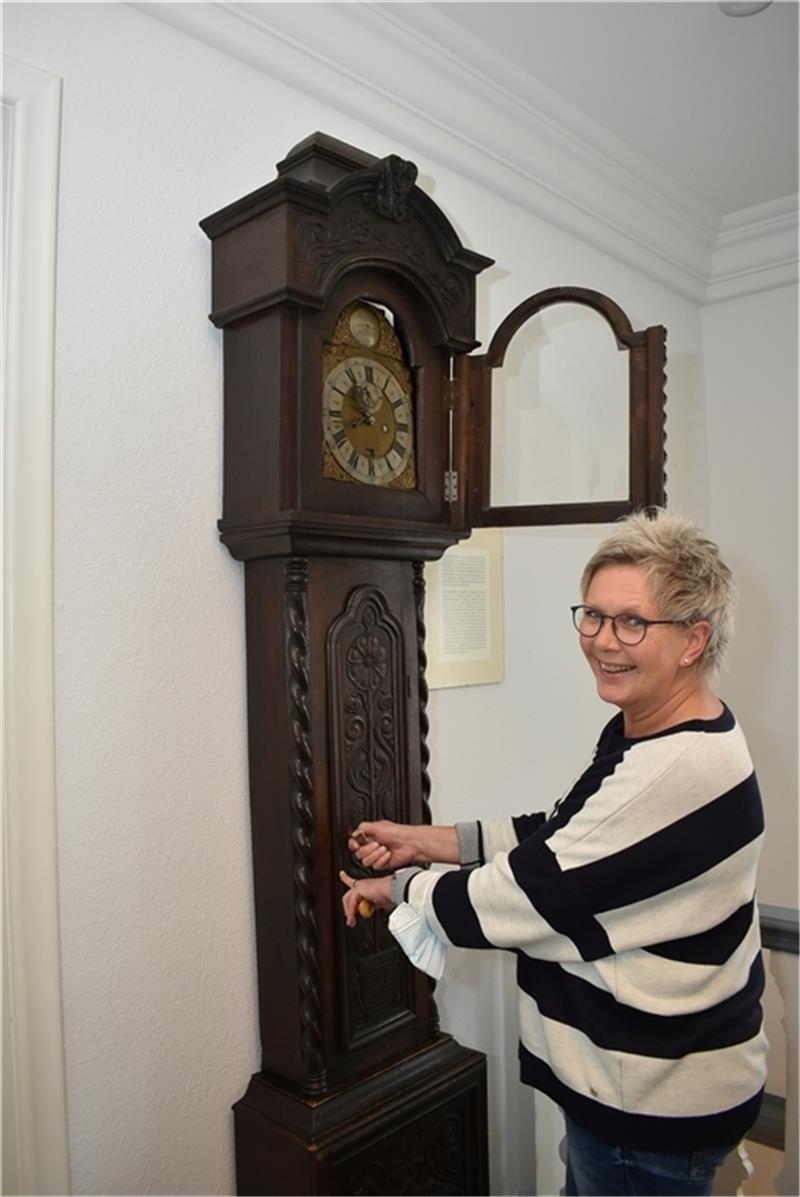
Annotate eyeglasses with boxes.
[570,605,685,647]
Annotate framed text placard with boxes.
[425,528,505,690]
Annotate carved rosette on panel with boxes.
[328,586,415,1046]
[340,1112,467,1196]
[284,557,326,1095]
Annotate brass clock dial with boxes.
[322,303,417,489]
[323,356,413,485]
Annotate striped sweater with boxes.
[397,704,768,1151]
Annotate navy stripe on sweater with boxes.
[572,775,764,915]
[541,748,626,841]
[518,1047,763,1152]
[516,951,764,1057]
[646,898,755,965]
[511,812,547,845]
[509,839,613,960]
[432,869,494,949]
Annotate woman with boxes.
[340,510,767,1197]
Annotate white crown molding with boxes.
[1,53,71,1197]
[706,195,799,303]
[131,1,797,305]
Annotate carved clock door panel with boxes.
[461,287,667,527]
[327,581,425,1056]
[243,556,439,1095]
[315,559,435,1087]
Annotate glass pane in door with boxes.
[489,302,629,508]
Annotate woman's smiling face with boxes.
[579,563,698,731]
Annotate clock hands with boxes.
[349,415,392,432]
[350,383,392,434]
[350,416,391,435]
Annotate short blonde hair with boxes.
[580,509,736,674]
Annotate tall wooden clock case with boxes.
[201,133,666,1196]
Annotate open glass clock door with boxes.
[463,288,667,526]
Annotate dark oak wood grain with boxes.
[203,133,493,1194]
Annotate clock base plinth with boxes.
[233,1035,489,1196]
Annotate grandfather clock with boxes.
[200,132,666,1196]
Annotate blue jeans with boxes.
[564,1116,733,1196]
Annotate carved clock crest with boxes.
[201,130,666,1196]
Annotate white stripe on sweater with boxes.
[596,838,763,953]
[549,727,753,868]
[481,818,524,860]
[467,851,583,959]
[518,991,768,1117]
[558,919,762,1016]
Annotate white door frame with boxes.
[2,54,70,1196]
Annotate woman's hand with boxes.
[348,821,420,871]
[348,821,460,870]
[340,871,395,928]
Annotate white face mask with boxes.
[388,903,447,980]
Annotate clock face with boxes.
[323,355,413,486]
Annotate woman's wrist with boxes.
[411,824,460,865]
[454,822,481,867]
[390,867,422,907]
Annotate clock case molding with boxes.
[202,132,493,566]
[200,132,666,1196]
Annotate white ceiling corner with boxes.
[132,0,798,305]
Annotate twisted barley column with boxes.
[413,563,432,821]
[660,328,669,505]
[413,561,439,1035]
[284,557,326,1094]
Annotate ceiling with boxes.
[416,1,799,215]
[133,0,797,298]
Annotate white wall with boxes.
[3,3,795,1196]
[701,286,798,1191]
[701,284,798,908]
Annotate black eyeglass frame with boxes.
[570,604,686,646]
